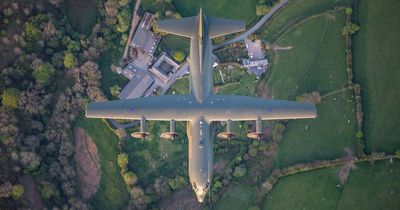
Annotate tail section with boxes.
[208,17,245,38]
[156,17,196,38]
[156,9,246,39]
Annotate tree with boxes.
[272,123,285,143]
[256,4,269,16]
[153,176,171,197]
[1,88,20,109]
[345,7,353,15]
[0,107,19,144]
[11,184,24,199]
[116,8,131,33]
[33,63,55,85]
[355,131,363,138]
[64,51,76,69]
[39,181,56,199]
[172,51,186,62]
[117,153,129,169]
[233,165,246,177]
[168,175,187,190]
[110,85,121,97]
[119,0,130,7]
[342,23,360,36]
[395,149,400,159]
[123,171,138,186]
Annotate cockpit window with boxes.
[198,142,204,149]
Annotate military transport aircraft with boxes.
[86,9,317,203]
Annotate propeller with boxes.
[131,116,150,140]
[247,116,263,140]
[218,119,236,140]
[160,119,179,140]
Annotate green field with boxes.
[263,166,341,210]
[65,0,98,35]
[337,160,400,209]
[75,118,130,210]
[173,0,259,25]
[353,0,400,153]
[263,10,356,167]
[158,35,190,55]
[215,183,255,210]
[260,0,353,42]
[277,90,356,167]
[263,160,400,210]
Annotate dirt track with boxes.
[74,127,101,200]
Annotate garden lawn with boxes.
[215,183,255,210]
[173,0,259,25]
[260,0,353,42]
[262,166,342,210]
[124,121,188,186]
[65,0,98,35]
[336,160,400,210]
[98,48,129,99]
[353,0,400,153]
[75,118,130,210]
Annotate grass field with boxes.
[98,48,129,99]
[337,160,400,209]
[277,90,356,167]
[262,11,356,167]
[353,0,400,153]
[65,0,98,35]
[215,183,255,210]
[263,166,341,210]
[266,11,348,99]
[263,160,400,210]
[260,0,353,42]
[75,118,130,210]
[172,0,259,25]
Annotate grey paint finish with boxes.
[86,10,317,203]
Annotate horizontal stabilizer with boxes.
[208,17,246,38]
[156,17,196,38]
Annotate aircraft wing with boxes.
[156,17,196,38]
[86,95,316,121]
[208,17,246,38]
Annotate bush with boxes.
[355,131,363,138]
[172,51,186,62]
[33,63,55,85]
[110,85,121,97]
[395,150,400,159]
[11,184,24,199]
[1,88,20,109]
[123,171,138,186]
[117,153,129,169]
[342,23,360,36]
[233,165,246,177]
[256,4,270,16]
[168,175,187,190]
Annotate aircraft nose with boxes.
[195,192,206,203]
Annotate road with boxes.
[213,0,289,50]
[122,0,142,60]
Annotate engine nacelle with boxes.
[131,116,150,140]
[247,116,263,140]
[160,120,179,140]
[218,119,236,140]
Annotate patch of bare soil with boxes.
[214,160,228,175]
[338,148,357,185]
[74,127,101,200]
[19,175,45,210]
[161,186,204,210]
[256,79,270,99]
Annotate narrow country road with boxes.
[122,0,142,60]
[213,0,289,50]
